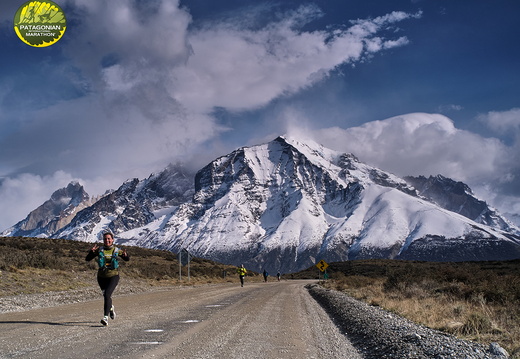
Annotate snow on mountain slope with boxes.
[1,182,92,238]
[55,163,194,242]
[118,136,520,273]
[405,174,520,235]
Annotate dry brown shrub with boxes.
[0,236,242,295]
[319,259,520,358]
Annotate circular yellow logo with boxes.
[14,1,67,47]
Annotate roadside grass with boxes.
[0,236,257,296]
[301,259,520,359]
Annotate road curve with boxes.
[0,280,363,359]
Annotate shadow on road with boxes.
[0,320,100,327]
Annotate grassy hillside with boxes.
[289,258,520,358]
[0,236,255,296]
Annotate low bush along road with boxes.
[0,280,506,359]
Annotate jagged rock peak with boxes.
[411,174,474,196]
[51,162,196,242]
[1,181,92,237]
[50,181,89,203]
[404,174,518,234]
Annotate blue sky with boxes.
[1,0,519,230]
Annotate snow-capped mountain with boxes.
[3,137,520,273]
[117,136,519,273]
[1,182,92,238]
[405,175,519,235]
[54,163,195,242]
[3,164,194,242]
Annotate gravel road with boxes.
[0,280,361,359]
[0,280,509,359]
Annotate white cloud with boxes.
[64,0,193,79]
[170,7,421,113]
[313,113,509,182]
[349,11,422,36]
[478,108,520,135]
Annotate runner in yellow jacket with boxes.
[237,264,247,287]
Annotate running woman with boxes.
[86,231,130,326]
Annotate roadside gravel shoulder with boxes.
[307,284,509,359]
[0,279,169,314]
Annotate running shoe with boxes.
[100,316,109,326]
[110,305,116,320]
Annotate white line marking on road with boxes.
[144,329,164,333]
[183,320,200,323]
[130,341,162,345]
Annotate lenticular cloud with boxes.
[313,113,509,183]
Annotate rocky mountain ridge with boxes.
[2,182,93,238]
[3,136,519,272]
[404,174,517,234]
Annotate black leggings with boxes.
[97,275,120,316]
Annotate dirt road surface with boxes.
[0,280,364,359]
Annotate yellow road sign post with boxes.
[316,260,329,279]
[316,259,329,272]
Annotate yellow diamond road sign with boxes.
[316,260,329,272]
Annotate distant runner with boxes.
[263,269,268,282]
[86,231,130,326]
[237,264,247,287]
